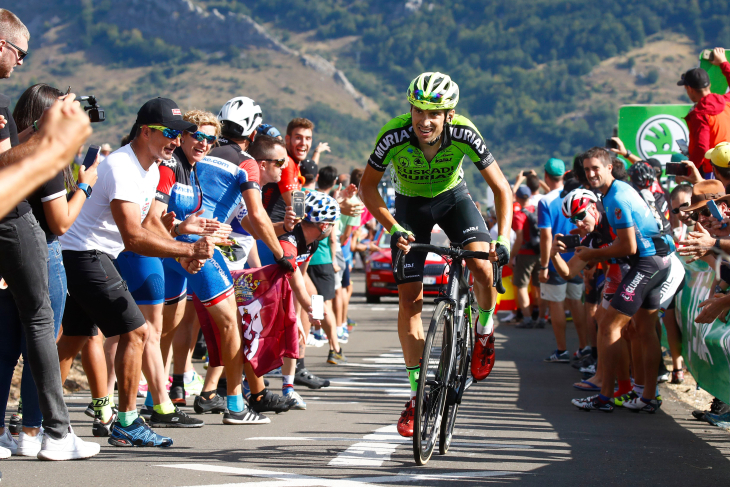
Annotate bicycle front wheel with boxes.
[439,310,472,454]
[413,300,454,465]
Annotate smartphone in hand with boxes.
[82,145,100,169]
[557,234,581,250]
[311,294,324,320]
[706,200,727,229]
[292,191,306,219]
[605,138,619,150]
[665,162,690,177]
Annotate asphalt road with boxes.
[3,273,730,486]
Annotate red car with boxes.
[365,227,450,303]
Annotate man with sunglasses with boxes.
[572,147,677,413]
[58,97,216,448]
[359,72,512,437]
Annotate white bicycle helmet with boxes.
[217,97,263,139]
[407,72,460,110]
[304,192,340,223]
[561,188,597,218]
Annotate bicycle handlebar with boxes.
[394,242,509,294]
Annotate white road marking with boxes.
[328,425,404,467]
[249,436,533,450]
[162,464,520,487]
[161,464,382,487]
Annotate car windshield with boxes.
[378,229,450,248]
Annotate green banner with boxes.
[617,105,692,167]
[674,258,730,403]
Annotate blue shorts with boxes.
[163,247,234,307]
[115,252,165,305]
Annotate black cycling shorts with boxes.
[610,254,671,316]
[62,250,146,338]
[391,182,490,285]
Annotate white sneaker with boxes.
[0,428,18,455]
[284,390,307,410]
[37,427,100,461]
[17,428,43,457]
[0,446,10,459]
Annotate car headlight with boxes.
[371,261,392,270]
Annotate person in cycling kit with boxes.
[572,148,678,414]
[359,72,513,437]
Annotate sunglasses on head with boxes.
[257,158,287,168]
[189,131,217,144]
[148,125,182,139]
[671,202,690,215]
[570,211,588,224]
[3,39,27,62]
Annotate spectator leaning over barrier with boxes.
[680,144,730,260]
[679,47,730,179]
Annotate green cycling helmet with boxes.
[407,72,459,111]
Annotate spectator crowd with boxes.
[504,46,730,421]
[0,9,375,460]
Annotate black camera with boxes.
[79,95,105,123]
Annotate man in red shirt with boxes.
[261,117,313,222]
[680,47,730,178]
[511,186,542,329]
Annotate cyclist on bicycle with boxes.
[359,72,513,437]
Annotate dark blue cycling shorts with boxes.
[163,247,234,307]
[115,252,165,306]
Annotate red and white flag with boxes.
[195,265,298,376]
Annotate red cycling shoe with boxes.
[471,331,495,380]
[397,399,415,437]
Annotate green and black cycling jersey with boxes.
[367,113,495,198]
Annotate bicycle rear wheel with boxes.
[413,300,454,465]
[439,311,472,454]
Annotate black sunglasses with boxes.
[257,158,287,168]
[689,206,712,221]
[671,202,690,215]
[3,39,27,62]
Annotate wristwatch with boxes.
[715,238,723,251]
[78,183,92,199]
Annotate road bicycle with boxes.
[395,242,507,465]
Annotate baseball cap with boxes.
[299,159,318,178]
[135,97,196,132]
[705,142,730,168]
[544,157,565,177]
[670,153,688,162]
[516,186,531,199]
[677,68,710,90]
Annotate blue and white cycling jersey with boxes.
[163,155,256,305]
[193,155,257,227]
[603,180,675,257]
